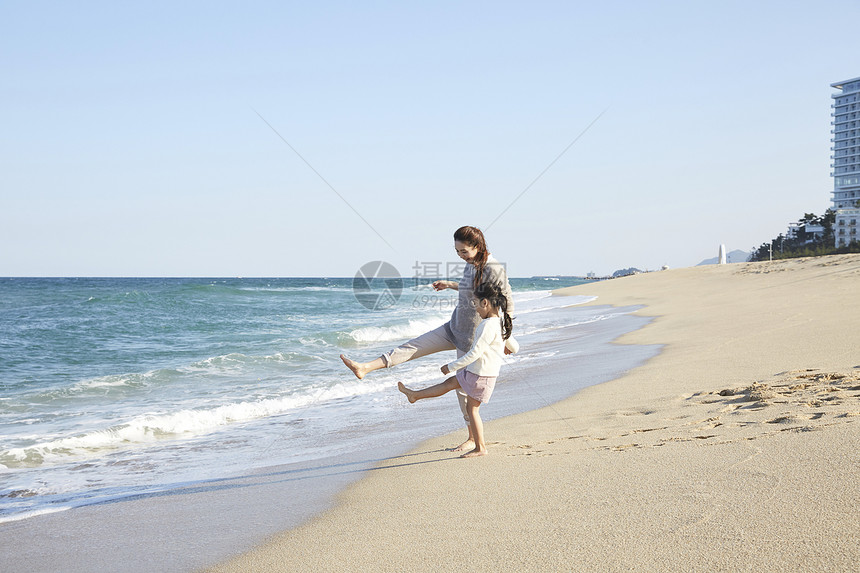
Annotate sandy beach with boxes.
[207,254,860,572]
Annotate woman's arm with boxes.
[432,280,459,291]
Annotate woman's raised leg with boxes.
[339,355,384,380]
[341,324,455,380]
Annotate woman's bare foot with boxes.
[452,439,475,452]
[340,355,367,380]
[460,447,487,458]
[397,382,417,403]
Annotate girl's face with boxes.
[475,298,495,319]
[454,241,478,263]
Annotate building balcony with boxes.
[832,109,858,119]
[832,117,859,127]
[831,161,860,170]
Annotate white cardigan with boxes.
[446,317,519,377]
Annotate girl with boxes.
[397,283,518,458]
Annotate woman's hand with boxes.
[432,280,452,291]
[441,364,450,375]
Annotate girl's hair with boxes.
[474,282,513,341]
[453,226,489,289]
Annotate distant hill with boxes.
[697,250,750,265]
[612,267,644,277]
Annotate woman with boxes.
[340,225,516,450]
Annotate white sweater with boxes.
[446,317,519,377]
[446,255,515,353]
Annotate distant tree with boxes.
[821,209,836,245]
[747,209,855,262]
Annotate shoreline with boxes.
[1,293,654,572]
[206,254,860,572]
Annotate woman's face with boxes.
[454,241,478,263]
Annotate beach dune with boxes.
[206,255,860,572]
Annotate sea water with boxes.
[0,276,640,525]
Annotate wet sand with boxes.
[206,254,860,572]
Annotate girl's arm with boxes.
[445,322,492,372]
[504,335,519,355]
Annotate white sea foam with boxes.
[237,286,353,293]
[507,350,561,363]
[340,292,595,346]
[76,377,141,390]
[515,312,621,337]
[0,376,394,468]
[345,316,448,344]
[297,336,333,347]
[187,351,323,372]
[512,290,596,314]
[0,505,72,525]
[73,369,177,391]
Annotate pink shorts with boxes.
[456,370,497,404]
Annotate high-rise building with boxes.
[831,77,860,247]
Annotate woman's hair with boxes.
[453,226,489,289]
[474,282,513,341]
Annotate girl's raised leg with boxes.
[398,376,459,403]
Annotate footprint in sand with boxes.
[695,418,723,430]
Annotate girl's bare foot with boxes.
[460,448,487,458]
[397,382,417,403]
[452,439,475,452]
[340,355,367,380]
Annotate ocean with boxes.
[0,276,650,532]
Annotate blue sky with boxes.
[2,1,858,277]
